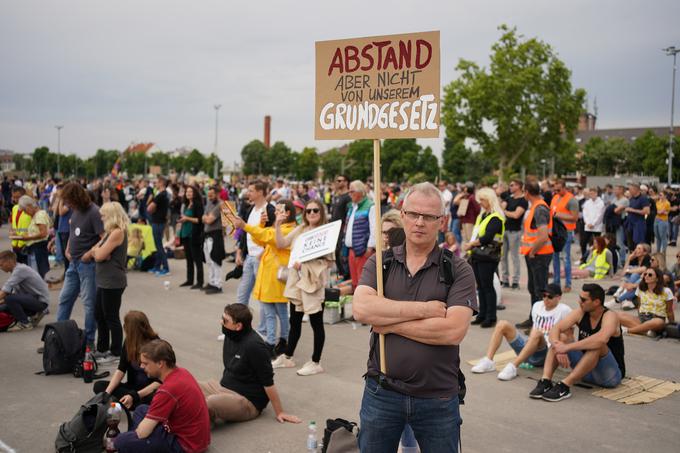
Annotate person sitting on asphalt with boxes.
[530,283,625,402]
[611,243,651,310]
[198,303,301,426]
[114,339,211,453]
[0,249,49,330]
[617,267,675,337]
[572,236,613,280]
[93,310,161,410]
[471,283,572,380]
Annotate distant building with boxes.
[576,126,680,146]
[0,149,16,172]
[168,146,194,158]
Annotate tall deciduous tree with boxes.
[320,148,344,181]
[241,140,269,176]
[295,147,320,181]
[268,141,295,177]
[345,139,373,181]
[442,25,585,181]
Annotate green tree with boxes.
[184,149,206,174]
[170,155,186,173]
[150,152,171,175]
[241,140,269,176]
[202,153,224,177]
[345,139,373,181]
[381,139,421,182]
[441,138,471,182]
[295,147,320,181]
[268,141,295,177]
[32,146,50,176]
[442,25,585,182]
[579,137,630,176]
[320,148,344,181]
[123,152,147,176]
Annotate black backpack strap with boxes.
[439,248,455,288]
[381,249,394,290]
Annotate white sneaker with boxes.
[217,334,225,341]
[621,300,636,311]
[497,363,518,381]
[471,357,496,373]
[297,361,324,376]
[272,355,296,369]
[646,330,657,338]
[604,299,618,310]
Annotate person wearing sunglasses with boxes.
[472,283,572,380]
[530,283,625,402]
[271,199,333,376]
[617,267,675,337]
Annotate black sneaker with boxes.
[274,338,288,357]
[542,381,571,402]
[205,286,223,295]
[529,379,553,399]
[511,283,519,290]
[515,318,533,329]
[501,281,510,288]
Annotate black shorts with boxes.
[639,313,664,323]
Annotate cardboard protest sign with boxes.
[315,31,440,140]
[288,220,342,267]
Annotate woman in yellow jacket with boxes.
[227,199,297,354]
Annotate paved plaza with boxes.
[1,228,679,452]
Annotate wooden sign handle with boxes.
[373,139,387,375]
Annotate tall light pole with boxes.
[664,46,679,185]
[213,104,221,180]
[55,125,63,176]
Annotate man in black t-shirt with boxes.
[199,304,300,425]
[147,177,170,276]
[501,179,528,289]
[331,175,351,280]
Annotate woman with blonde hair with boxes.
[88,201,129,362]
[463,187,505,328]
[93,310,161,409]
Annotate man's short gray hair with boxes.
[349,180,367,194]
[18,195,37,209]
[403,182,446,215]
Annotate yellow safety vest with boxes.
[11,205,32,249]
[579,248,610,279]
[468,211,505,255]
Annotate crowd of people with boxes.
[0,172,678,452]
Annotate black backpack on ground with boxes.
[41,320,86,375]
[550,215,568,253]
[55,392,130,453]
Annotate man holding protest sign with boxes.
[353,183,477,451]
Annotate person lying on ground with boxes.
[471,283,571,380]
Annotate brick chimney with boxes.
[264,115,271,148]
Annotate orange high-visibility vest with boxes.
[520,200,554,256]
[550,192,577,231]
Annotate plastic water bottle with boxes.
[307,421,318,451]
[83,346,94,383]
[104,402,122,452]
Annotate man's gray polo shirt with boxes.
[358,244,477,398]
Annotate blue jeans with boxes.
[449,217,462,245]
[236,255,259,307]
[57,259,97,344]
[509,330,547,366]
[619,273,641,302]
[654,219,669,254]
[566,349,622,388]
[615,226,627,266]
[671,220,679,242]
[152,223,169,271]
[400,424,418,452]
[359,377,461,453]
[552,231,574,288]
[260,302,289,346]
[114,405,184,453]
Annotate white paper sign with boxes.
[288,220,342,267]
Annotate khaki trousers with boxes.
[198,379,260,422]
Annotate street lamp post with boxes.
[213,104,221,181]
[664,46,679,186]
[540,159,547,180]
[55,125,63,176]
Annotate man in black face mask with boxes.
[198,303,301,425]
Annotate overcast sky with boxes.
[1,0,678,165]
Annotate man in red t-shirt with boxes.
[115,340,210,453]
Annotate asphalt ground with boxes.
[1,226,679,452]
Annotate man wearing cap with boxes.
[471,283,572,381]
[624,183,650,250]
[530,283,625,402]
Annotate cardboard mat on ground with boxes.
[592,375,680,404]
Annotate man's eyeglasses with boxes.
[402,210,442,223]
[305,208,320,214]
